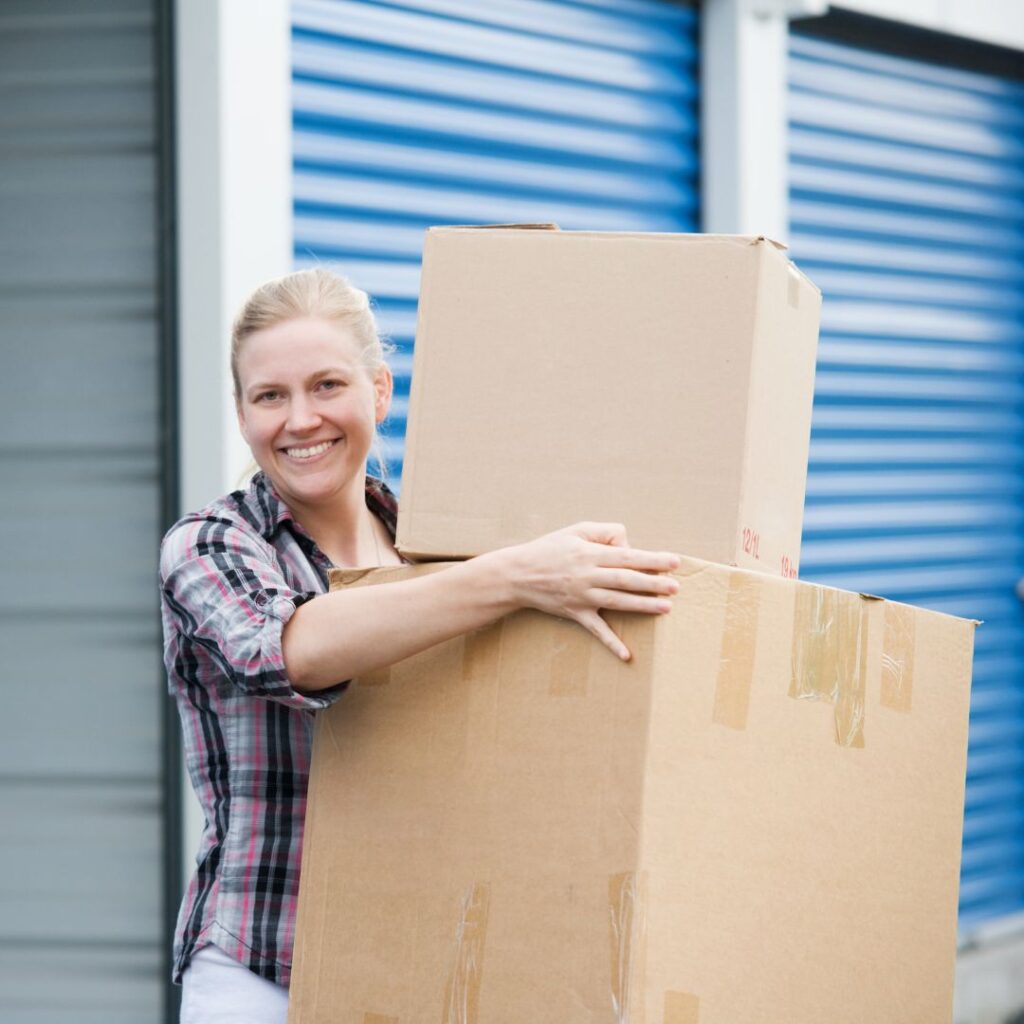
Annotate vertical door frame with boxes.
[155,2,181,1018]
[700,0,828,239]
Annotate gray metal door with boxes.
[0,0,173,1020]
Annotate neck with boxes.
[285,472,376,566]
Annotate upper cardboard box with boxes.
[396,226,822,577]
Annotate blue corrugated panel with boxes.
[789,31,1024,930]
[291,0,699,482]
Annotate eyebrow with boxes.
[246,367,351,395]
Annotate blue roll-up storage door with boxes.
[789,31,1024,930]
[291,0,699,482]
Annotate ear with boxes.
[373,365,394,424]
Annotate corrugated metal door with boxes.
[291,0,700,482]
[0,1,169,1020]
[789,30,1024,930]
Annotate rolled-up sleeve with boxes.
[160,515,346,710]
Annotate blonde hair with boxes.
[232,268,394,482]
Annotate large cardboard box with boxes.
[397,227,821,577]
[290,560,975,1024]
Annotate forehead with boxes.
[238,317,362,381]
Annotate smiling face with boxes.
[234,316,392,514]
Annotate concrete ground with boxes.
[954,919,1024,1024]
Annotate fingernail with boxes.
[620,648,631,662]
[657,600,672,613]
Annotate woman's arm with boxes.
[283,522,681,691]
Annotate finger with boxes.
[591,545,681,573]
[573,521,629,547]
[591,567,680,596]
[588,589,674,615]
[577,609,631,662]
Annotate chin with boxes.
[277,466,362,505]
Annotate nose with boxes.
[285,394,322,434]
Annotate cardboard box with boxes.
[397,227,821,577]
[290,560,975,1024]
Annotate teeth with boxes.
[285,440,335,459]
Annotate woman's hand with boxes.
[498,522,681,661]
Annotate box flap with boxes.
[427,222,561,232]
[750,234,788,251]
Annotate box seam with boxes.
[731,248,768,571]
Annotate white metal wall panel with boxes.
[789,29,1024,930]
[291,0,700,483]
[0,1,166,1019]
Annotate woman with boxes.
[160,268,680,1023]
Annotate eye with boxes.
[317,378,346,393]
[254,389,281,403]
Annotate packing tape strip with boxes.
[713,573,763,731]
[664,991,700,1024]
[844,599,870,747]
[609,871,647,1024]
[790,588,868,748]
[328,567,376,589]
[880,603,915,713]
[442,882,491,1024]
[364,1015,399,1024]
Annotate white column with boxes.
[701,0,828,242]
[175,0,293,513]
[173,0,293,883]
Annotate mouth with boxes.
[279,438,340,462]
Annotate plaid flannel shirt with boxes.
[160,470,398,986]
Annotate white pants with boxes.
[180,944,289,1024]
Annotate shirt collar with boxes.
[243,470,399,542]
